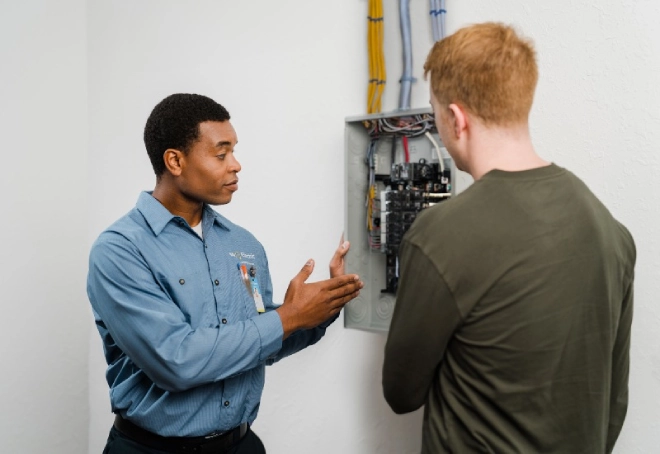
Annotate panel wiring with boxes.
[362,113,451,293]
[366,139,381,250]
[425,131,445,173]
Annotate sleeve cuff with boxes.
[252,310,284,362]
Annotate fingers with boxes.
[329,233,351,279]
[293,259,315,284]
[340,289,361,305]
[335,233,345,251]
[327,288,362,310]
[336,233,349,257]
[329,240,350,266]
[325,279,363,303]
[324,274,361,291]
[339,240,350,257]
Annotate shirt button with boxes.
[214,279,220,286]
[222,318,227,324]
[179,279,185,285]
[224,401,230,407]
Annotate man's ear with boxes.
[448,103,468,139]
[163,148,184,176]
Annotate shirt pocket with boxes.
[156,267,217,328]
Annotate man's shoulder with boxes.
[91,208,147,252]
[560,169,636,263]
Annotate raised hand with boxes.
[276,258,363,339]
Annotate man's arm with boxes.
[382,239,462,414]
[606,279,634,453]
[88,234,361,393]
[88,234,285,393]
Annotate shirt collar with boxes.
[204,204,232,232]
[136,191,231,236]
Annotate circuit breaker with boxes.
[343,107,471,332]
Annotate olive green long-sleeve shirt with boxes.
[383,164,635,454]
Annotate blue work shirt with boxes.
[87,192,333,437]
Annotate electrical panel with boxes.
[343,107,472,332]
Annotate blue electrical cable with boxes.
[440,0,447,39]
[430,0,439,42]
[398,0,414,110]
[430,0,446,42]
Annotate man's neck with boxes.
[152,182,204,227]
[467,123,549,180]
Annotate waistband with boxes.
[113,414,249,453]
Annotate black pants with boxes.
[103,426,266,454]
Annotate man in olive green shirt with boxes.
[382,23,635,454]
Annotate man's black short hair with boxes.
[144,93,231,176]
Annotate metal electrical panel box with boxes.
[343,107,472,332]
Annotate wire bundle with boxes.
[430,0,447,42]
[365,140,381,249]
[367,0,386,114]
[366,113,446,171]
[367,113,436,138]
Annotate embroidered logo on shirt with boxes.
[229,251,256,260]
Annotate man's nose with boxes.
[229,154,241,173]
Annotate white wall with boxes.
[0,0,645,453]
[0,1,89,453]
[6,2,656,454]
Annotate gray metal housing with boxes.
[343,108,472,332]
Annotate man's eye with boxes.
[217,154,226,160]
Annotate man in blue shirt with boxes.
[88,93,363,453]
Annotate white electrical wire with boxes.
[378,115,434,135]
[424,193,452,198]
[425,131,445,173]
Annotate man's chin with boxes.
[205,195,233,206]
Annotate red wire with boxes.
[402,136,410,162]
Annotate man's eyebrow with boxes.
[215,140,236,148]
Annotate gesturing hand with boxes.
[276,258,363,339]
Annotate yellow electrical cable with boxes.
[376,0,385,112]
[367,0,385,114]
[367,0,377,113]
[367,184,376,231]
[367,194,372,230]
[375,0,381,113]
[367,0,373,113]
[374,0,379,113]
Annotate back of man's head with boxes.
[424,22,538,126]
